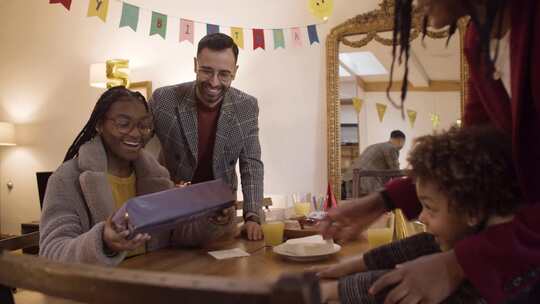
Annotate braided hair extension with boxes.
[390,0,507,113]
[63,86,148,162]
[387,0,413,116]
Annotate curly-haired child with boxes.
[312,126,523,304]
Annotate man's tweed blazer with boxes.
[150,81,264,217]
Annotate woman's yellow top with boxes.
[107,173,145,257]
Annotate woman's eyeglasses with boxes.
[105,116,154,136]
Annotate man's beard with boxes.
[195,81,229,107]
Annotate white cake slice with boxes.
[281,235,334,256]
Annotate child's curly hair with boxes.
[408,126,523,219]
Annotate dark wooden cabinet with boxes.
[20,221,39,254]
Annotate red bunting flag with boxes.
[252,29,265,50]
[49,0,72,10]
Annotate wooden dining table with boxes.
[15,236,370,304]
[119,236,370,282]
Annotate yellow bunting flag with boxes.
[376,103,387,122]
[430,113,441,128]
[352,97,363,113]
[230,27,244,49]
[407,109,417,128]
[87,0,110,22]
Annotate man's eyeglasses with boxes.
[197,68,234,83]
[105,116,154,136]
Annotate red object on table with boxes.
[323,183,338,211]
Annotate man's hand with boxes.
[237,221,263,241]
[319,192,388,241]
[103,216,150,254]
[370,250,464,304]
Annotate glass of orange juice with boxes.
[262,221,285,246]
[292,193,312,217]
[367,227,393,248]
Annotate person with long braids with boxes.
[39,86,234,266]
[320,0,540,303]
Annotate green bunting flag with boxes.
[119,2,139,32]
[273,29,285,49]
[150,11,167,39]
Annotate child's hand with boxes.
[320,281,339,303]
[309,255,366,279]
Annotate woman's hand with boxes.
[175,181,191,188]
[309,255,366,279]
[369,250,464,304]
[103,216,150,254]
[319,192,388,241]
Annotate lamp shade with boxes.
[0,122,16,146]
[89,63,107,88]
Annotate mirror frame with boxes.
[326,0,470,196]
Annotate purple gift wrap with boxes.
[112,179,235,239]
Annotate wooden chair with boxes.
[351,169,409,198]
[0,231,321,304]
[235,197,273,211]
[350,170,425,240]
[235,197,273,223]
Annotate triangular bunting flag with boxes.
[49,0,72,10]
[352,97,363,113]
[291,27,303,48]
[179,19,194,44]
[230,27,244,49]
[430,113,441,128]
[150,11,167,39]
[376,103,387,122]
[253,29,265,50]
[119,2,139,32]
[307,25,320,45]
[407,109,417,128]
[207,24,219,35]
[87,0,110,22]
[273,29,285,49]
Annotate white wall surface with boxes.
[0,0,380,234]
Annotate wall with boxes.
[342,90,461,168]
[0,0,378,234]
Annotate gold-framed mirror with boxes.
[326,0,470,197]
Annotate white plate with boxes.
[273,243,341,262]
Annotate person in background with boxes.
[316,126,520,303]
[150,33,264,240]
[40,86,234,266]
[343,130,406,196]
[321,0,540,303]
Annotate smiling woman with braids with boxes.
[39,86,235,266]
[320,0,540,303]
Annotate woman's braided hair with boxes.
[63,86,148,162]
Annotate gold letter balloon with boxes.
[106,59,130,88]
